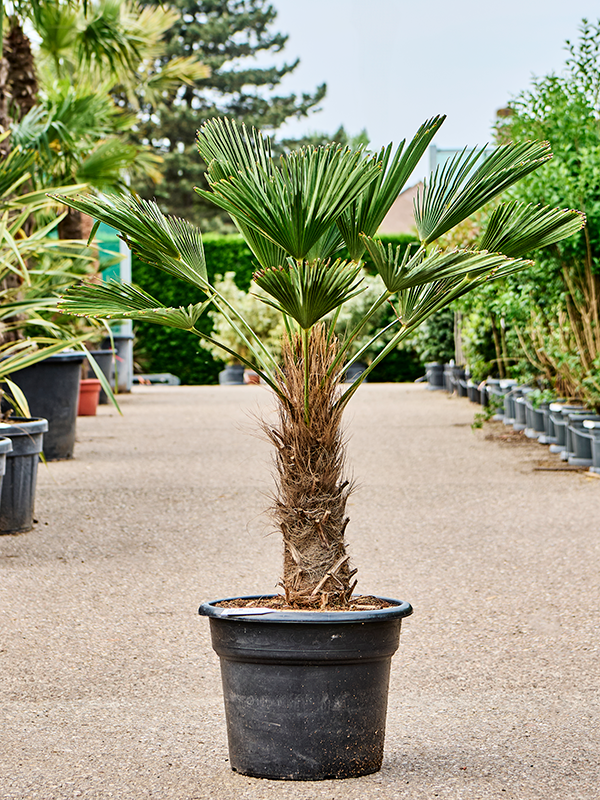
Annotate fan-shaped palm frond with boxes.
[49,193,207,290]
[197,117,274,180]
[195,119,382,264]
[337,115,445,260]
[58,279,211,330]
[415,140,552,244]
[479,201,586,257]
[361,235,530,294]
[254,258,364,330]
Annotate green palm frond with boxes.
[479,201,586,257]
[195,119,382,263]
[361,236,530,294]
[337,115,445,260]
[197,117,274,179]
[58,279,211,330]
[49,193,208,290]
[415,140,552,244]
[253,258,364,330]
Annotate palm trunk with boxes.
[264,324,356,609]
[5,19,37,121]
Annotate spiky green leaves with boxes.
[479,201,586,257]
[196,118,382,265]
[415,141,553,245]
[337,115,445,261]
[49,192,208,290]
[59,279,210,330]
[253,258,364,330]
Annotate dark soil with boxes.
[215,595,395,611]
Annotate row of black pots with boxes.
[0,417,47,534]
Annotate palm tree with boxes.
[56,116,584,607]
[4,0,209,237]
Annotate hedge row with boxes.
[131,233,422,385]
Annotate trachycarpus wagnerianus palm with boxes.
[55,115,584,607]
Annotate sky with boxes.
[258,0,600,180]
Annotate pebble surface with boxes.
[1,383,599,799]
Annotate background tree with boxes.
[454,20,600,400]
[133,0,326,229]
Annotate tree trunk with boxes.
[5,20,37,121]
[264,325,356,609]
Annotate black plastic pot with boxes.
[0,436,12,499]
[0,418,48,534]
[7,352,84,460]
[199,595,413,781]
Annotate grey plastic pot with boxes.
[219,364,245,385]
[0,436,12,499]
[425,362,444,391]
[199,595,413,781]
[548,405,586,453]
[0,418,48,534]
[583,420,600,473]
[524,400,548,439]
[85,349,115,404]
[343,361,368,383]
[562,414,600,465]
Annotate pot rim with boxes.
[0,416,49,435]
[199,594,413,624]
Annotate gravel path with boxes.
[1,383,599,800]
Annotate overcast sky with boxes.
[260,0,600,180]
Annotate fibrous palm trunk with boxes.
[5,20,37,121]
[265,324,356,608]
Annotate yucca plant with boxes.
[56,116,584,608]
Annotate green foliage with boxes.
[410,307,455,365]
[131,233,420,383]
[133,0,327,229]
[131,234,257,383]
[459,19,600,398]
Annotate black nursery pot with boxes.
[7,352,85,460]
[199,595,413,781]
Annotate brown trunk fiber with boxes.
[5,20,38,121]
[264,325,356,609]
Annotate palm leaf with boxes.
[361,235,530,294]
[479,201,586,257]
[196,117,274,179]
[195,118,382,263]
[337,115,445,260]
[253,258,364,330]
[49,193,208,290]
[414,140,552,244]
[59,279,211,330]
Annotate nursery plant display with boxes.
[55,116,583,779]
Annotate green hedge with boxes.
[132,232,420,384]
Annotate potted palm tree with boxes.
[54,116,584,781]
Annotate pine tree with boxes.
[134,0,326,229]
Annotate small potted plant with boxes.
[55,116,584,780]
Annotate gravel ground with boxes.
[1,383,599,800]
